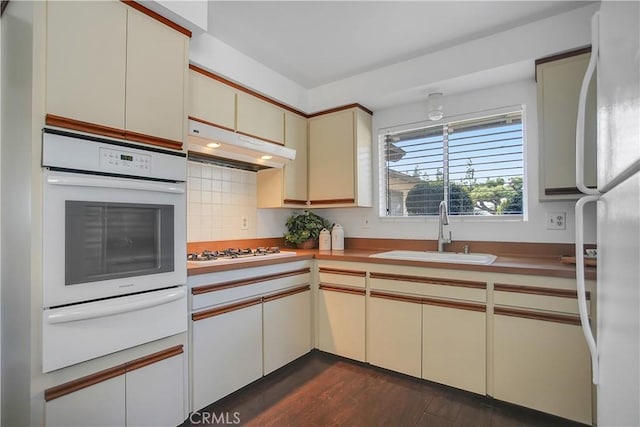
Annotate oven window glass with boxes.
[65,201,174,285]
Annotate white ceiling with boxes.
[207,1,593,89]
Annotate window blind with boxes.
[382,111,524,217]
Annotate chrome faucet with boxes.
[438,200,452,252]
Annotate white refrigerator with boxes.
[575,2,640,426]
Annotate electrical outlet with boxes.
[546,212,566,230]
[362,216,371,229]
[240,215,249,230]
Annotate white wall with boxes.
[318,79,597,244]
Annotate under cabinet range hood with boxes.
[187,119,296,170]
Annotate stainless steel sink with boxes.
[369,250,497,265]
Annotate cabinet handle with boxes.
[575,12,601,196]
[576,195,599,384]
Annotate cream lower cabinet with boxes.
[192,300,263,412]
[46,375,125,427]
[317,266,367,361]
[263,288,312,375]
[317,286,366,362]
[422,302,486,395]
[45,346,184,427]
[126,354,185,427]
[368,293,422,377]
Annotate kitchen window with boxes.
[380,110,524,217]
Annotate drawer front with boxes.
[318,266,366,289]
[369,272,486,303]
[192,269,310,310]
[494,284,590,315]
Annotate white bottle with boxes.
[319,228,331,250]
[331,224,344,250]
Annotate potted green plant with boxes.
[284,210,332,249]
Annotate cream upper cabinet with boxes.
[236,92,285,144]
[125,7,187,145]
[188,68,236,131]
[537,51,597,200]
[45,1,187,148]
[46,1,127,131]
[257,112,308,207]
[308,107,372,207]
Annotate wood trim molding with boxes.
[494,284,591,300]
[124,130,183,150]
[121,1,192,37]
[283,199,308,206]
[535,46,591,81]
[319,284,366,296]
[318,267,367,277]
[309,198,356,205]
[45,114,125,140]
[188,116,235,133]
[191,268,311,295]
[189,64,307,118]
[237,130,285,147]
[308,103,373,117]
[422,298,486,312]
[263,285,310,303]
[192,297,262,321]
[125,345,183,373]
[494,306,582,326]
[44,345,183,401]
[45,365,126,402]
[370,290,422,305]
[369,272,486,289]
[45,114,183,150]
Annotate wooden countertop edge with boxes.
[187,250,595,280]
[187,253,314,275]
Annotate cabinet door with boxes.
[283,112,308,203]
[538,52,597,198]
[46,1,127,130]
[308,110,355,203]
[125,8,186,144]
[126,353,185,427]
[257,112,308,207]
[236,92,285,144]
[46,376,125,427]
[263,289,312,374]
[192,302,263,411]
[422,303,486,395]
[493,312,592,425]
[317,287,365,361]
[368,295,422,377]
[188,69,236,131]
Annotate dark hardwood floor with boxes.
[183,351,588,427]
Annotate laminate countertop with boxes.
[188,248,596,280]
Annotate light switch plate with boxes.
[546,212,566,230]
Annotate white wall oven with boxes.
[41,129,187,372]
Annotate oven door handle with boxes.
[45,287,186,324]
[46,174,185,194]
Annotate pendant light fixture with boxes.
[427,92,444,121]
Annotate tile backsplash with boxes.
[187,161,259,242]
